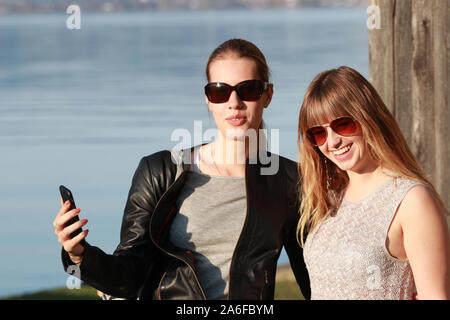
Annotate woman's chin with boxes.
[331,157,357,172]
[223,127,256,141]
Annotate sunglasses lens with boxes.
[205,80,265,103]
[306,117,357,146]
[236,80,263,101]
[205,84,232,103]
[331,117,357,136]
[307,127,327,146]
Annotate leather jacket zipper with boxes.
[150,170,207,300]
[154,247,206,300]
[156,272,167,300]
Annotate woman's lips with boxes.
[226,115,247,126]
[331,144,353,160]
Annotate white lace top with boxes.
[304,178,424,300]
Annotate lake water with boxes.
[0,8,368,297]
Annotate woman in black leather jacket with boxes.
[53,38,310,300]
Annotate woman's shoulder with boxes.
[138,150,174,168]
[135,149,181,176]
[399,182,438,212]
[380,176,427,198]
[266,154,299,190]
[142,149,173,161]
[277,154,299,179]
[141,148,190,166]
[264,152,297,170]
[394,178,446,227]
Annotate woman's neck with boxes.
[200,135,259,177]
[344,164,391,202]
[214,135,255,163]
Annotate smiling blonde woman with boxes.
[297,66,450,300]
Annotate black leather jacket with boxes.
[62,146,310,300]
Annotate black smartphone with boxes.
[59,185,84,242]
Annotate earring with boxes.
[324,157,331,191]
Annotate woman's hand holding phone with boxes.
[53,198,89,264]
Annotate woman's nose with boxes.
[327,127,342,149]
[227,90,244,109]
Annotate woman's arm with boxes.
[399,185,450,300]
[57,154,168,298]
[283,220,311,300]
[282,157,311,300]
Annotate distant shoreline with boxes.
[0,6,366,16]
[0,0,368,15]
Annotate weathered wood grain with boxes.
[368,0,395,113]
[411,0,435,179]
[369,0,449,209]
[431,0,449,207]
[393,0,412,143]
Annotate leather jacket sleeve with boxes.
[282,160,311,300]
[61,151,175,298]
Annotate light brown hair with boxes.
[205,38,270,82]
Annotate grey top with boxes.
[304,177,424,300]
[169,147,246,300]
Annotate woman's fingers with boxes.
[58,219,87,243]
[53,199,88,261]
[54,208,81,234]
[53,200,72,228]
[57,199,71,218]
[64,230,89,255]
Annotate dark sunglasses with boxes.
[204,80,269,104]
[306,116,358,146]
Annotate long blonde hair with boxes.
[297,66,447,246]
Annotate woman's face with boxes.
[206,56,272,141]
[315,119,375,173]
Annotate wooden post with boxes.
[368,0,449,210]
